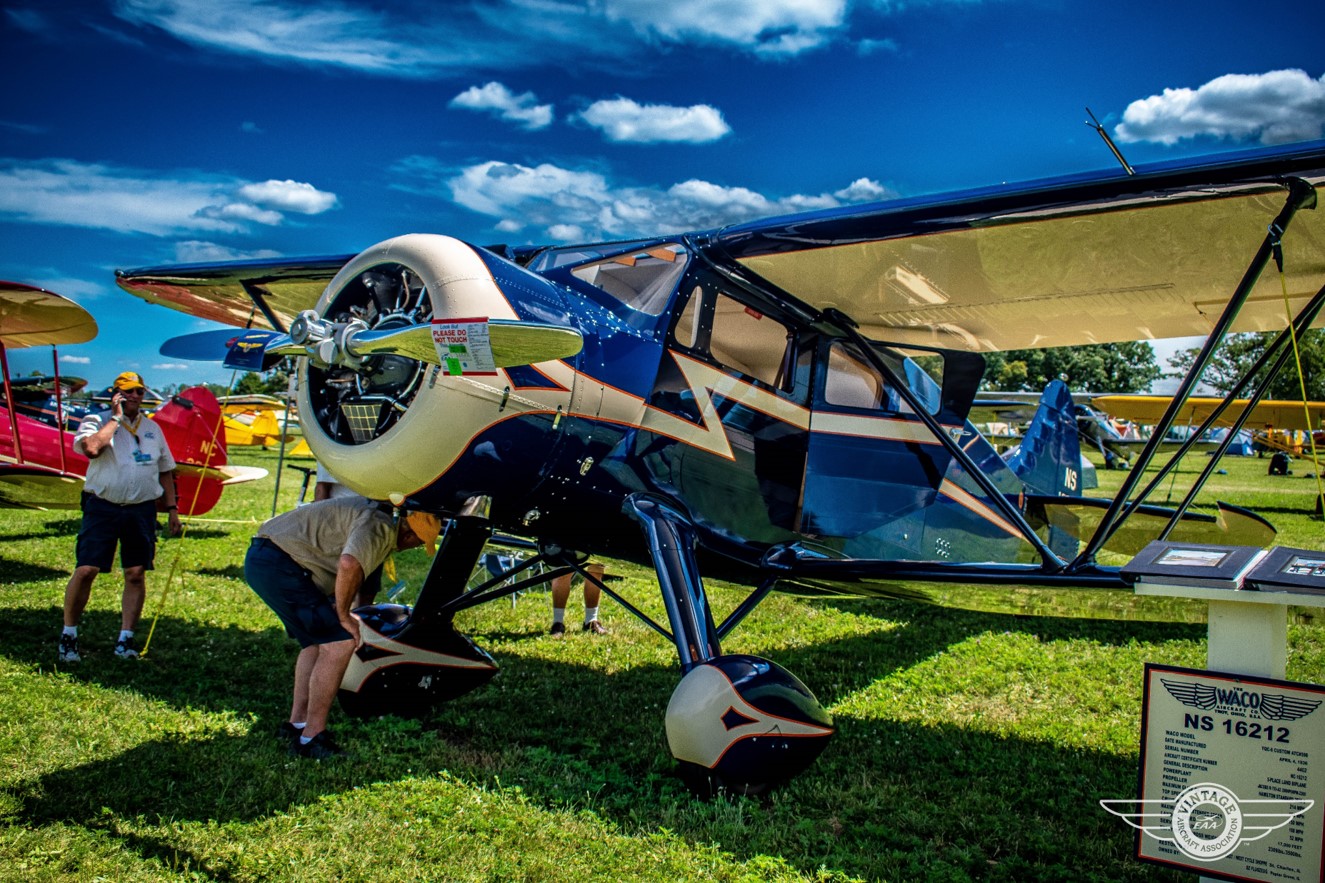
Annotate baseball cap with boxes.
[404,511,443,555]
[113,371,146,391]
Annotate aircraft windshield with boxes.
[531,242,689,316]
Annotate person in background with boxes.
[59,371,181,663]
[244,498,441,759]
[313,462,359,501]
[549,561,609,637]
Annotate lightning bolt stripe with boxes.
[810,410,954,445]
[937,479,1023,539]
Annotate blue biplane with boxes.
[116,140,1325,793]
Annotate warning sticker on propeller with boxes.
[431,318,497,376]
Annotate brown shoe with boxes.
[582,619,608,635]
[549,622,566,638]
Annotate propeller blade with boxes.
[347,320,583,368]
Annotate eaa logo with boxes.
[1101,782,1313,862]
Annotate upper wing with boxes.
[0,281,98,347]
[115,255,353,331]
[1094,394,1325,431]
[712,141,1325,352]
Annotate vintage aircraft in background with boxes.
[117,140,1325,793]
[0,282,265,513]
[1093,393,1325,460]
[215,395,298,449]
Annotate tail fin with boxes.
[154,386,227,516]
[1004,380,1082,497]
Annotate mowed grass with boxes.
[1,447,1322,882]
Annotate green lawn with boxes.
[1,447,1321,882]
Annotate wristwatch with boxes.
[167,505,179,511]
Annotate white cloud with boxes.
[574,98,730,144]
[112,0,848,79]
[602,0,847,56]
[433,158,892,242]
[1116,69,1325,146]
[236,179,339,213]
[60,354,92,365]
[174,241,284,263]
[450,82,553,130]
[114,0,454,75]
[0,158,337,236]
[152,362,194,372]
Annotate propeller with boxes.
[264,311,583,372]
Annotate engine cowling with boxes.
[292,234,579,507]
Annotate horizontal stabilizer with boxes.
[174,462,269,485]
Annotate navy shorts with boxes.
[244,537,352,648]
[75,493,159,571]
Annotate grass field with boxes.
[1,447,1322,882]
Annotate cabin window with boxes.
[823,341,942,415]
[707,292,792,388]
[568,243,688,315]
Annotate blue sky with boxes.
[3,0,1324,391]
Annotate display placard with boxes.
[431,317,497,376]
[1103,664,1325,881]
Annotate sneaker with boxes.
[549,621,566,638]
[114,637,139,659]
[277,722,305,746]
[294,730,345,760]
[58,634,81,663]
[583,619,609,635]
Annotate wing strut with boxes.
[0,343,23,465]
[821,309,1067,570]
[1150,283,1325,539]
[1072,177,1318,567]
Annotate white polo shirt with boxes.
[74,411,177,506]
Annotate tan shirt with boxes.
[257,497,396,596]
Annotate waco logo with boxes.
[1162,678,1323,721]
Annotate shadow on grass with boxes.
[12,655,1173,881]
[0,515,80,542]
[7,599,1186,881]
[195,564,246,581]
[0,556,68,582]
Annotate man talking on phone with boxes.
[58,371,181,663]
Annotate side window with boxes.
[670,284,795,391]
[823,341,942,415]
[824,343,886,409]
[673,285,703,349]
[708,292,792,388]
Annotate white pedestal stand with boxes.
[1134,583,1325,882]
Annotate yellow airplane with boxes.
[1091,395,1325,431]
[1092,394,1325,455]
